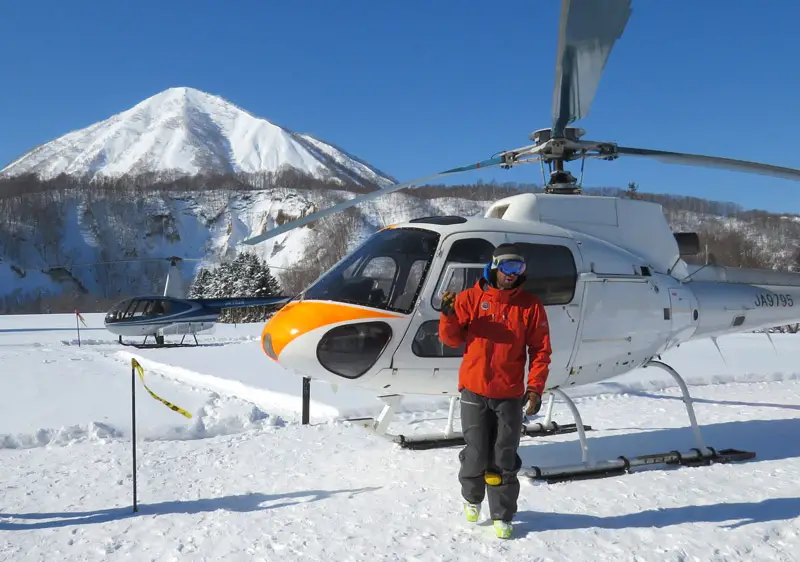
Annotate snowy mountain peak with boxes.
[1,87,396,187]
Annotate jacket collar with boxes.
[477,278,520,303]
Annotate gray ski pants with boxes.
[458,388,524,522]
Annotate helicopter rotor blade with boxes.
[614,146,800,182]
[552,0,631,138]
[44,256,204,269]
[239,157,511,246]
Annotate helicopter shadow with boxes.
[518,416,800,473]
[509,417,800,538]
[0,487,380,531]
[513,496,800,536]
[613,389,800,412]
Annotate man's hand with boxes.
[524,389,542,416]
[440,291,456,316]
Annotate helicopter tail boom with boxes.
[197,296,293,311]
[683,265,800,340]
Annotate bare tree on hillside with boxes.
[277,207,364,294]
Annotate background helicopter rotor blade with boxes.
[551,0,631,138]
[240,157,510,246]
[44,256,204,269]
[614,146,800,181]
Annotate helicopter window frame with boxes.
[360,255,399,300]
[514,242,579,305]
[412,319,465,358]
[427,237,579,308]
[302,227,441,315]
[430,237,496,311]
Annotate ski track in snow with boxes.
[1,313,799,561]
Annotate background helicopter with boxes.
[237,0,800,482]
[51,256,291,348]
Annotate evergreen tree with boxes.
[188,268,213,298]
[188,252,284,323]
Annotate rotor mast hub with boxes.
[530,128,586,195]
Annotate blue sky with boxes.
[1,0,798,214]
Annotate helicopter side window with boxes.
[105,298,135,323]
[412,319,465,357]
[126,300,149,318]
[515,242,578,305]
[143,299,171,316]
[431,238,495,310]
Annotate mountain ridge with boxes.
[0,87,796,331]
[0,87,396,188]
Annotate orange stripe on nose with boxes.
[261,301,403,360]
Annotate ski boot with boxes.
[493,520,513,539]
[463,502,481,523]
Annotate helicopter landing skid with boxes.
[389,421,590,451]
[521,361,756,484]
[346,394,593,451]
[118,333,200,349]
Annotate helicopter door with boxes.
[505,235,584,389]
[387,232,584,395]
[387,234,498,395]
[568,271,672,385]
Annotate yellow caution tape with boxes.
[131,358,192,418]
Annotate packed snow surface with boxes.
[1,313,799,561]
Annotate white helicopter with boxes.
[239,0,800,482]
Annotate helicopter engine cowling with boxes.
[260,299,410,388]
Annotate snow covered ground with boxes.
[1,313,799,561]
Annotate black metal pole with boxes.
[76,313,81,347]
[302,377,310,425]
[131,362,138,512]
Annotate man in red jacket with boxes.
[439,243,552,539]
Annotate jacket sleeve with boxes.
[526,298,552,395]
[438,290,472,348]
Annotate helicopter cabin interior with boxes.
[105,297,191,323]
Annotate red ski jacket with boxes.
[438,279,552,399]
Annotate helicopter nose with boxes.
[261,300,403,380]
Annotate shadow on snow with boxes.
[508,416,800,537]
[515,496,800,535]
[0,487,380,531]
[518,414,800,469]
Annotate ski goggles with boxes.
[493,258,526,276]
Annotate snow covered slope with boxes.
[0,87,396,188]
[0,186,490,311]
[1,314,799,560]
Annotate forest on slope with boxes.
[0,171,797,332]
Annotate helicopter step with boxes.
[521,360,757,484]
[346,393,593,451]
[389,421,591,451]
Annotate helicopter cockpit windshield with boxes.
[303,227,441,314]
[104,297,177,324]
